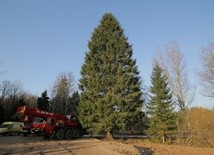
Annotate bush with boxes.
[177,107,214,147]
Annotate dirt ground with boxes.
[120,139,214,155]
[0,135,214,155]
[0,135,139,155]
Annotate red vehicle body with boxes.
[21,117,46,136]
[17,106,84,140]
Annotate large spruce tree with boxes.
[146,64,176,143]
[78,13,143,138]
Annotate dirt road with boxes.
[0,135,139,155]
[1,135,214,155]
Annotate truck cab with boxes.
[21,117,46,136]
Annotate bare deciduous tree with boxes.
[9,81,23,99]
[0,80,24,121]
[0,80,12,100]
[50,71,75,115]
[21,93,37,108]
[154,42,195,111]
[0,80,23,100]
[198,43,214,98]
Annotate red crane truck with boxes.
[16,106,84,140]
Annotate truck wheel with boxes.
[3,133,8,136]
[56,128,65,140]
[65,129,72,139]
[77,129,83,138]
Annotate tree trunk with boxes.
[162,135,165,143]
[162,130,166,143]
[106,131,113,140]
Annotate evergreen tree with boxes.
[78,13,143,138]
[67,91,80,114]
[146,64,177,143]
[37,90,49,111]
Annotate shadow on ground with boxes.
[134,145,154,155]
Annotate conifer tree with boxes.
[67,91,80,114]
[37,90,49,111]
[78,13,143,138]
[146,64,177,143]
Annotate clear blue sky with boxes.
[0,1,213,108]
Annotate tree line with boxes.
[0,13,213,147]
[0,72,80,124]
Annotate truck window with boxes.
[47,118,54,125]
[9,124,13,128]
[0,124,10,128]
[70,116,77,122]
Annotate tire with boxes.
[65,129,72,139]
[77,129,83,138]
[72,129,78,138]
[3,133,8,136]
[56,128,65,140]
